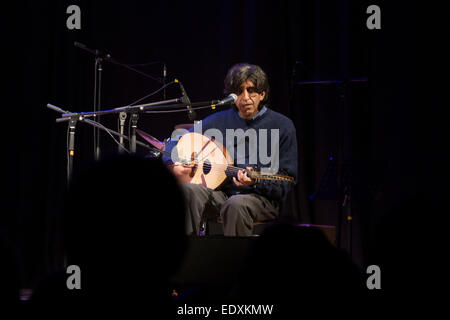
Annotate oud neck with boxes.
[224,166,294,182]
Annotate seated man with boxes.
[164,63,298,236]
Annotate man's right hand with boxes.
[169,162,195,183]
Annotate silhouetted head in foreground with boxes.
[33,155,186,313]
[234,222,366,315]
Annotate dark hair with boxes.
[224,63,270,108]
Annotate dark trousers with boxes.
[180,183,279,236]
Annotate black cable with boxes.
[126,81,176,107]
[84,118,130,154]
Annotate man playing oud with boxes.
[164,63,298,236]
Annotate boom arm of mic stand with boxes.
[74,41,163,84]
[60,99,221,118]
[56,115,153,152]
[49,103,159,190]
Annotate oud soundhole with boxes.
[203,159,211,175]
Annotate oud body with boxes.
[174,132,294,189]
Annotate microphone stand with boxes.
[74,41,164,160]
[60,99,222,118]
[49,97,231,187]
[67,116,77,186]
[74,42,163,84]
[93,56,102,161]
[47,104,77,187]
[118,112,127,154]
[55,114,155,152]
[130,111,139,154]
[163,63,167,100]
[48,103,159,183]
[296,77,367,257]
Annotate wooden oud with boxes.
[174,132,294,189]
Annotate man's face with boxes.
[234,80,266,120]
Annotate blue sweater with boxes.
[163,107,298,203]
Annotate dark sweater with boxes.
[163,107,298,203]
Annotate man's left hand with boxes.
[233,167,257,187]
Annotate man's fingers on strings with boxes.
[233,177,241,186]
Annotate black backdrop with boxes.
[3,0,446,293]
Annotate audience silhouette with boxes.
[27,155,371,318]
[31,155,187,316]
[231,222,367,316]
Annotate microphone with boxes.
[47,103,69,114]
[176,79,197,121]
[74,41,111,59]
[215,93,237,106]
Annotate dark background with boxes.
[2,0,445,294]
